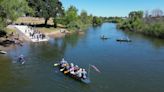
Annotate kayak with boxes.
[101,37,109,40]
[100,35,109,40]
[0,50,7,54]
[116,39,132,42]
[54,63,91,84]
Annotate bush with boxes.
[0,30,7,37]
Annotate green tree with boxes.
[92,16,102,25]
[65,6,78,24]
[28,0,63,27]
[129,11,143,20]
[0,0,31,30]
[0,0,31,22]
[80,10,88,24]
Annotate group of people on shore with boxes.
[60,58,87,79]
[25,26,46,41]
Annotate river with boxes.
[0,23,164,92]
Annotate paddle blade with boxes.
[60,68,64,71]
[64,70,69,74]
[54,63,59,66]
[22,61,25,64]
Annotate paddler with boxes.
[60,58,68,68]
[82,69,87,79]
[18,54,25,62]
[69,63,76,75]
[76,68,82,78]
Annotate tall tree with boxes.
[80,10,88,24]
[0,0,31,28]
[28,0,63,27]
[65,6,78,24]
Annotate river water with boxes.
[0,23,164,92]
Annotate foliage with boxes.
[0,0,31,36]
[92,16,103,25]
[0,29,6,37]
[65,6,78,24]
[57,6,92,31]
[0,0,32,22]
[117,10,164,38]
[28,0,64,26]
[80,10,88,24]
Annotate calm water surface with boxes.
[0,23,164,92]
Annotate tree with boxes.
[28,0,63,26]
[0,5,6,29]
[53,1,64,27]
[92,16,102,25]
[65,6,78,24]
[1,0,31,21]
[80,10,88,24]
[151,9,163,17]
[129,11,143,20]
[0,0,31,29]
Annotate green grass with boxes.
[5,28,16,34]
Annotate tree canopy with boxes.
[0,0,31,28]
[28,0,64,27]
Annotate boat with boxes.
[54,61,91,84]
[17,54,26,64]
[116,38,132,42]
[100,35,109,40]
[0,50,7,54]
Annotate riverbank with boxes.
[0,16,90,51]
[116,11,164,39]
[14,17,81,37]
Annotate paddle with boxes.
[21,60,26,65]
[64,70,69,74]
[60,68,65,71]
[54,63,59,66]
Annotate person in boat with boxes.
[18,54,25,62]
[60,58,68,67]
[74,65,79,71]
[60,58,70,72]
[82,69,87,79]
[102,35,105,38]
[76,68,82,78]
[65,63,70,70]
[69,63,76,75]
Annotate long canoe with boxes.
[54,63,91,84]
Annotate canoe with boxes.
[0,50,7,54]
[54,63,91,84]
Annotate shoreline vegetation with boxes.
[116,9,164,39]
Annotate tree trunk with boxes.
[53,19,57,28]
[44,18,49,27]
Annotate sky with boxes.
[61,0,164,17]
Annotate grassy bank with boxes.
[117,11,164,39]
[15,17,54,25]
